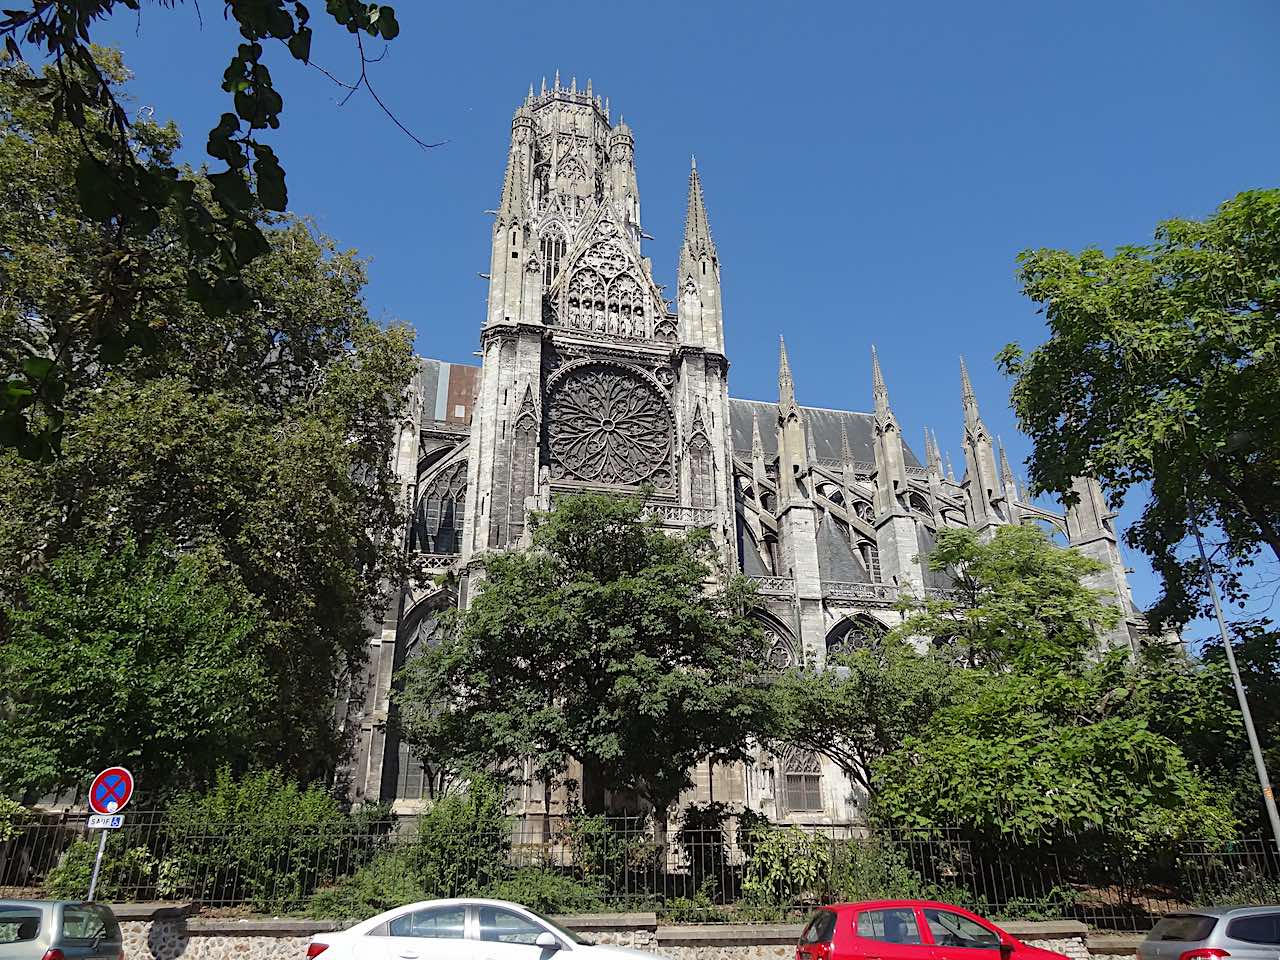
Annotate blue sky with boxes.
[94,1,1279,632]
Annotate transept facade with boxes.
[340,79,1149,823]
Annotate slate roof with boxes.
[728,399,922,467]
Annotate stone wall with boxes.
[112,907,1092,960]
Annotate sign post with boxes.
[86,767,134,901]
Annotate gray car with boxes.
[1138,907,1280,960]
[0,901,122,960]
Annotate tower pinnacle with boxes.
[871,345,892,422]
[681,158,717,266]
[779,337,799,418]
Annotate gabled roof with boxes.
[729,399,922,467]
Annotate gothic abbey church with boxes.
[342,78,1147,821]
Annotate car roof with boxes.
[822,900,977,911]
[1163,906,1280,918]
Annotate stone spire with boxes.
[776,337,809,501]
[871,345,891,423]
[998,440,1022,524]
[959,356,1002,534]
[1066,475,1135,649]
[750,410,769,509]
[945,451,956,483]
[925,427,942,477]
[495,144,527,227]
[805,418,818,463]
[871,346,908,519]
[779,337,800,420]
[676,158,722,351]
[681,158,718,267]
[999,442,1018,496]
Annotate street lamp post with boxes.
[1190,519,1280,851]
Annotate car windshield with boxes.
[520,908,586,946]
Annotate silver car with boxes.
[1138,907,1280,960]
[0,901,122,960]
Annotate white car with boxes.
[306,898,658,960]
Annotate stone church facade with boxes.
[341,78,1148,822]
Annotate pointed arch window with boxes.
[416,462,467,555]
[540,227,567,290]
[782,748,823,812]
[826,615,886,656]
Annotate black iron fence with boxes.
[1,812,1277,930]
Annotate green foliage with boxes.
[895,524,1120,667]
[46,833,157,902]
[157,770,391,912]
[0,55,416,797]
[306,849,428,920]
[0,1,413,455]
[872,651,1239,855]
[1001,189,1280,628]
[557,808,660,899]
[766,635,973,794]
[740,825,831,906]
[0,543,270,796]
[397,491,771,816]
[308,777,511,918]
[484,867,605,915]
[0,797,29,843]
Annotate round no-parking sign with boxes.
[88,767,134,815]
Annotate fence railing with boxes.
[2,813,1277,929]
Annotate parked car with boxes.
[0,901,123,960]
[1138,907,1280,960]
[306,898,657,960]
[796,900,1068,960]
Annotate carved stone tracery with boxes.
[545,363,673,488]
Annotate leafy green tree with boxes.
[0,542,270,798]
[897,524,1120,667]
[872,652,1239,854]
[0,56,416,796]
[765,637,973,795]
[0,0,415,455]
[999,189,1280,627]
[396,492,771,817]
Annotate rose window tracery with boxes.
[546,364,673,487]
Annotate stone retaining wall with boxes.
[110,906,1091,960]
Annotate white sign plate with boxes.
[87,814,124,830]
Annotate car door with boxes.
[59,904,123,960]
[846,907,934,960]
[473,905,563,960]
[1222,910,1280,960]
[354,903,475,960]
[919,907,1003,960]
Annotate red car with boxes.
[796,900,1068,960]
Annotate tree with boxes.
[896,524,1121,667]
[764,637,973,796]
[999,189,1280,627]
[0,541,270,799]
[0,55,416,797]
[396,492,771,818]
[0,0,420,456]
[872,652,1239,855]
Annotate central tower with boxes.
[461,78,737,574]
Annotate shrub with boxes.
[307,849,427,920]
[45,833,157,901]
[159,769,392,911]
[484,867,605,914]
[740,825,831,906]
[307,777,512,918]
[558,808,659,896]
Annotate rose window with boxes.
[546,365,673,487]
